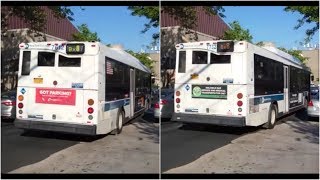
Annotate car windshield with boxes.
[311,92,319,100]
[161,89,174,98]
[1,91,16,99]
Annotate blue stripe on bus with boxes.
[104,99,130,111]
[253,94,284,105]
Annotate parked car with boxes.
[154,89,174,121]
[307,89,319,117]
[1,90,17,120]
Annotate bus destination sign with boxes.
[192,85,227,99]
[66,44,85,54]
[217,41,234,52]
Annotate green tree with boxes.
[278,47,309,64]
[284,6,319,42]
[255,41,265,46]
[126,50,154,70]
[1,6,75,38]
[223,21,253,42]
[128,6,225,41]
[72,24,101,42]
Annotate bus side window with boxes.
[192,51,207,64]
[178,51,186,73]
[21,51,31,75]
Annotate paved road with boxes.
[161,110,314,173]
[2,111,158,173]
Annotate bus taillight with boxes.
[237,93,243,99]
[18,95,24,101]
[176,98,181,103]
[237,101,243,107]
[18,103,24,109]
[176,91,180,96]
[88,99,94,105]
[88,107,94,114]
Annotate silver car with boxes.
[1,90,17,120]
[308,86,319,117]
[154,89,174,120]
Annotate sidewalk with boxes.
[165,116,319,173]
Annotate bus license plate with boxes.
[34,78,43,84]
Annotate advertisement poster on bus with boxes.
[192,85,227,99]
[35,88,76,105]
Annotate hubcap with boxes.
[119,113,123,129]
[271,109,276,124]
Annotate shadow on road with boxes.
[179,123,261,135]
[20,130,107,142]
[276,110,319,144]
[161,121,261,172]
[126,111,159,144]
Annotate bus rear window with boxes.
[210,53,231,64]
[21,51,31,75]
[38,52,55,66]
[192,51,207,64]
[58,55,81,67]
[178,51,186,73]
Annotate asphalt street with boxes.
[161,121,261,172]
[1,111,157,173]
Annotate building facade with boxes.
[160,6,230,88]
[1,6,78,91]
[301,49,319,85]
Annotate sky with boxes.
[223,6,319,49]
[70,6,158,52]
[69,6,318,52]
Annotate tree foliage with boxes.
[126,50,154,70]
[72,24,101,42]
[223,21,253,42]
[128,6,225,41]
[284,6,319,42]
[278,47,309,64]
[1,6,74,38]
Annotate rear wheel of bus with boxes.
[264,104,277,129]
[115,109,124,134]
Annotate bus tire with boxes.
[115,109,124,134]
[265,104,277,129]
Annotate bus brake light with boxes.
[308,100,314,107]
[88,107,94,114]
[237,101,243,107]
[18,103,24,108]
[176,98,180,103]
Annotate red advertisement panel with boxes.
[36,88,76,106]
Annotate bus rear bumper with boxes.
[172,113,246,127]
[14,119,97,135]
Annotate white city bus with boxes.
[15,41,151,135]
[173,41,310,129]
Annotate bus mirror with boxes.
[151,78,155,84]
[311,75,314,81]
